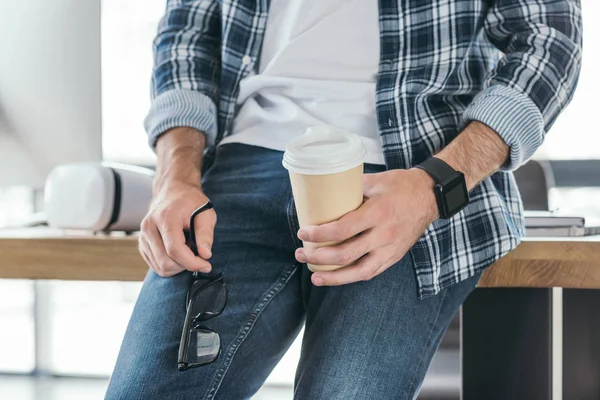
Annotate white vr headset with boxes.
[44,163,154,232]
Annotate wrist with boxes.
[154,169,202,194]
[409,168,439,223]
[436,121,508,190]
[154,128,205,192]
[155,154,203,192]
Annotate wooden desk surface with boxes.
[1,229,600,288]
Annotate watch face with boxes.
[438,173,469,217]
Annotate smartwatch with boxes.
[415,157,469,219]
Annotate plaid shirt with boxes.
[145,0,582,298]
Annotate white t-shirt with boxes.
[220,0,385,165]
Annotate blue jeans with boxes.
[105,143,480,400]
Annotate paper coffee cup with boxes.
[282,126,367,272]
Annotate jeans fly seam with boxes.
[203,263,297,400]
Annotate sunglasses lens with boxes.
[179,270,226,371]
[191,280,227,322]
[185,327,220,366]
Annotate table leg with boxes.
[461,288,553,400]
[563,289,600,399]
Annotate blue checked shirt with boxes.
[145,0,582,298]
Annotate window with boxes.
[101,0,163,165]
[0,188,35,373]
[536,0,598,160]
[47,281,142,376]
[541,1,600,217]
[0,279,34,373]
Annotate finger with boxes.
[362,173,377,195]
[140,230,180,277]
[143,221,185,276]
[311,249,391,286]
[140,239,172,278]
[192,209,217,260]
[138,237,157,270]
[298,202,374,243]
[140,251,153,270]
[296,230,375,267]
[159,220,212,273]
[142,238,164,275]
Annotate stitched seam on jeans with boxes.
[203,263,297,400]
[405,289,449,399]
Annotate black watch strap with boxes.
[414,157,458,184]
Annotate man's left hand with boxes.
[295,168,439,286]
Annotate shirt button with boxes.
[242,55,252,65]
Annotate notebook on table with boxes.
[524,211,600,237]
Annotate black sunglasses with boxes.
[178,201,228,371]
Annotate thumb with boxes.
[193,208,217,259]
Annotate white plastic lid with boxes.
[282,126,367,175]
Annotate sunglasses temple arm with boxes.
[177,298,195,371]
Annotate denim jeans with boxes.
[105,143,481,400]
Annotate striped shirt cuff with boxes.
[461,85,545,171]
[144,89,218,150]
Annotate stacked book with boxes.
[525,211,600,237]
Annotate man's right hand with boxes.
[138,128,216,277]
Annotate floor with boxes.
[0,375,292,399]
[0,350,459,400]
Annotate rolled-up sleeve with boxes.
[144,0,222,149]
[461,0,583,170]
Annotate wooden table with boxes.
[1,230,600,288]
[1,229,599,399]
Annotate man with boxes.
[106,0,581,398]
